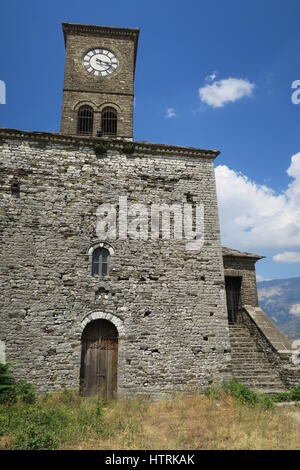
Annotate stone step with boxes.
[232,370,282,378]
[231,338,260,341]
[233,377,284,386]
[231,357,275,364]
[229,330,253,335]
[231,357,272,362]
[230,339,260,344]
[232,362,281,370]
[230,335,254,339]
[231,355,273,361]
[233,376,285,388]
[231,353,267,358]
[237,381,286,391]
[237,376,282,383]
[232,370,279,378]
[232,359,281,372]
[231,350,268,355]
[236,382,284,389]
[229,326,250,330]
[232,369,280,376]
[228,323,286,392]
[230,341,265,345]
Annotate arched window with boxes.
[101,107,117,136]
[92,247,110,276]
[77,105,93,135]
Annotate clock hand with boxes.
[96,59,111,66]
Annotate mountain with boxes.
[257,277,300,340]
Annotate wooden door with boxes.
[225,276,242,325]
[80,319,118,399]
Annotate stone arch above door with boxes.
[81,312,125,338]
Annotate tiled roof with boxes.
[222,246,264,260]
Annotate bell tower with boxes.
[60,23,139,140]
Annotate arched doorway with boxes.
[80,319,118,399]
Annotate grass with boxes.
[0,381,300,450]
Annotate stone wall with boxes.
[0,129,231,397]
[0,340,5,364]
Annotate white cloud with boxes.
[256,274,268,282]
[165,107,176,118]
[199,77,255,108]
[290,304,300,316]
[205,71,217,82]
[215,152,300,256]
[273,252,300,263]
[258,286,282,300]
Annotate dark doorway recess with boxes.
[225,276,242,325]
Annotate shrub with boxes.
[223,378,261,406]
[204,385,221,400]
[0,363,16,404]
[290,388,300,401]
[268,387,300,403]
[0,363,36,405]
[205,379,274,410]
[3,403,70,450]
[0,413,9,438]
[15,381,36,404]
[12,421,58,450]
[57,388,78,405]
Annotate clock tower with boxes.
[60,23,139,140]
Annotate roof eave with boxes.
[0,128,220,159]
[222,246,265,261]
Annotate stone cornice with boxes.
[62,22,140,72]
[63,88,134,97]
[0,128,220,159]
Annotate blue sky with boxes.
[1,0,300,281]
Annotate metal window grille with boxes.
[101,107,117,136]
[77,105,93,135]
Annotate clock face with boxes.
[83,48,118,77]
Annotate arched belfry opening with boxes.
[101,106,117,136]
[77,105,94,135]
[80,319,118,399]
